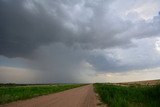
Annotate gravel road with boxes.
[1,85,97,107]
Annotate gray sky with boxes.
[0,0,160,83]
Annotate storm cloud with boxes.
[0,0,160,83]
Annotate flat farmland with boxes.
[0,84,85,105]
[94,80,160,107]
[0,84,97,107]
[116,79,160,86]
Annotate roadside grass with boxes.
[94,83,160,107]
[0,84,85,104]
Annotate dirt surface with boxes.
[0,85,98,107]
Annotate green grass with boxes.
[94,83,160,107]
[0,84,85,104]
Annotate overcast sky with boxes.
[0,0,160,83]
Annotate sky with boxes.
[0,0,160,83]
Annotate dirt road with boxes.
[1,85,98,107]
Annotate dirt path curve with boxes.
[1,84,98,107]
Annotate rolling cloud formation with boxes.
[0,0,160,83]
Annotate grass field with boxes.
[0,84,85,104]
[94,83,160,107]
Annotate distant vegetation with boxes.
[94,83,160,107]
[0,84,85,104]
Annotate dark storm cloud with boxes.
[0,0,132,58]
[86,52,160,72]
[1,0,160,58]
[1,0,160,83]
[0,0,73,57]
[87,55,121,71]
